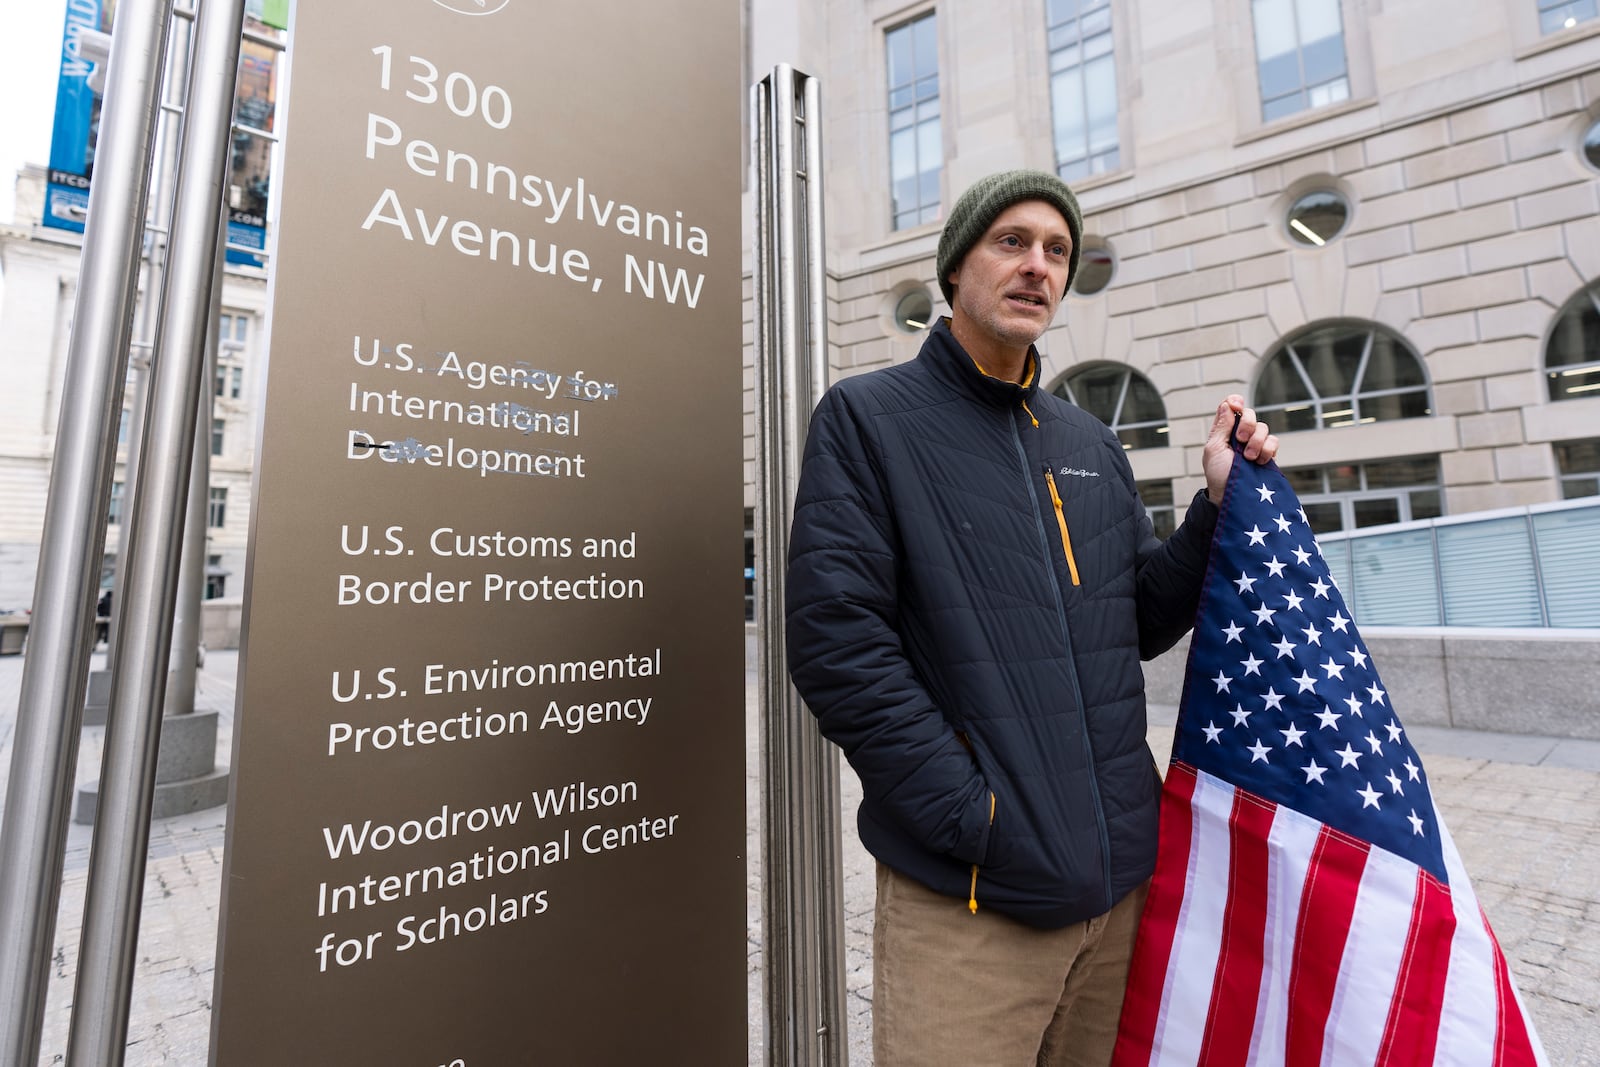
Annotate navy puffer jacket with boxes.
[786,320,1217,929]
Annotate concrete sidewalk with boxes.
[1,646,1597,1064]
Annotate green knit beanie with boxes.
[936,170,1083,305]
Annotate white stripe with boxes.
[1248,802,1323,1064]
[1433,815,1550,1067]
[1321,844,1415,1067]
[1149,771,1235,1067]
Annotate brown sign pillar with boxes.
[210,2,745,1063]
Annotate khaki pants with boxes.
[871,862,1148,1067]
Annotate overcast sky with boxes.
[0,0,70,226]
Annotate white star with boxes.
[1264,556,1287,578]
[1261,688,1285,712]
[1315,705,1342,730]
[1335,743,1362,768]
[1384,719,1404,743]
[1403,757,1421,782]
[1366,683,1387,707]
[1272,635,1297,658]
[1364,730,1384,755]
[1386,770,1404,796]
[1320,657,1345,680]
[1283,590,1305,612]
[1282,723,1306,747]
[1229,703,1251,727]
[1309,577,1331,599]
[1303,624,1323,646]
[1298,507,1308,524]
[1292,670,1318,693]
[1328,610,1350,633]
[1240,653,1264,677]
[1408,810,1426,836]
[1258,485,1276,503]
[1358,782,1383,810]
[1235,572,1258,594]
[1344,694,1364,718]
[1274,513,1293,534]
[1222,621,1244,643]
[1302,759,1327,784]
[1203,721,1223,743]
[1253,604,1276,626]
[1212,671,1233,693]
[1248,739,1272,763]
[1245,526,1268,547]
[1347,648,1368,669]
[1292,545,1312,566]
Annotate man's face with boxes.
[947,199,1073,357]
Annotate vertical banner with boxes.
[225,33,277,266]
[43,0,111,232]
[211,1,745,1063]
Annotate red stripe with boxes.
[1483,906,1540,1067]
[1376,871,1456,1066]
[1112,762,1198,1067]
[1286,828,1369,1066]
[1196,787,1276,1066]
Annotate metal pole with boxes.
[66,0,246,1058]
[167,217,226,718]
[107,10,195,667]
[801,75,848,1067]
[0,1,173,1061]
[754,63,845,1066]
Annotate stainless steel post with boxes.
[105,10,195,667]
[65,0,246,1058]
[167,215,226,718]
[754,63,845,1066]
[0,1,173,1061]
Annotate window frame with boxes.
[1283,457,1444,535]
[1555,438,1600,499]
[1051,363,1171,450]
[1544,281,1600,402]
[1249,0,1352,123]
[208,486,228,530]
[884,10,943,232]
[1253,321,1434,432]
[1045,0,1121,182]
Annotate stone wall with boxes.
[1143,628,1600,740]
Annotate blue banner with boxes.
[44,0,107,233]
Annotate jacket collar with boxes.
[919,317,1041,409]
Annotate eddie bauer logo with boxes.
[431,0,510,14]
[1057,466,1100,478]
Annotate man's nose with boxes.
[1019,242,1048,276]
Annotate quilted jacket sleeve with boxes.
[1117,442,1220,660]
[784,387,996,866]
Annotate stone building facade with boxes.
[0,166,267,610]
[743,0,1600,536]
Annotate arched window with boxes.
[1254,322,1430,432]
[1051,363,1168,449]
[1545,282,1600,401]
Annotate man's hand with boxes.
[1204,395,1278,505]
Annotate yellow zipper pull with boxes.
[1021,398,1039,428]
[969,792,994,915]
[1043,468,1082,586]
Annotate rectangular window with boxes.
[214,365,243,399]
[208,487,228,529]
[1252,0,1349,122]
[1137,480,1175,540]
[887,13,941,231]
[1047,0,1119,180]
[108,481,124,525]
[206,554,227,600]
[1556,439,1600,499]
[1539,0,1599,33]
[212,418,225,457]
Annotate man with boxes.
[785,170,1278,1065]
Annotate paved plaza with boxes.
[1,640,1597,1065]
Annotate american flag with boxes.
[1113,450,1547,1066]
